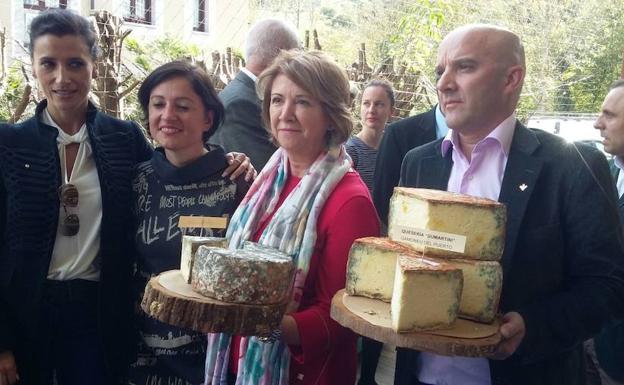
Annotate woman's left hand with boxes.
[223,152,257,182]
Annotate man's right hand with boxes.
[0,351,18,385]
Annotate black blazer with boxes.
[211,71,277,170]
[593,163,624,382]
[0,101,153,385]
[372,107,437,226]
[395,123,624,385]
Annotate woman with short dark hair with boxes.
[129,60,248,385]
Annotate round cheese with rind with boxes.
[191,246,294,305]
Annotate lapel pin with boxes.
[519,183,528,191]
[24,163,30,169]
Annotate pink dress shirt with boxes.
[416,114,516,385]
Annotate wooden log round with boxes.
[141,270,286,337]
[331,289,501,357]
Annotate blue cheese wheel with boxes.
[191,246,294,305]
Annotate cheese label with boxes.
[394,225,466,253]
[178,215,228,229]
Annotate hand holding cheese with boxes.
[488,311,525,360]
[0,351,18,385]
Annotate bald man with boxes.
[395,25,624,385]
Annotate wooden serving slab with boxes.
[331,289,501,357]
[141,270,286,337]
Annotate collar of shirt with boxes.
[435,104,449,140]
[614,156,624,198]
[441,114,516,160]
[42,108,88,145]
[43,109,102,282]
[615,156,624,173]
[241,67,258,83]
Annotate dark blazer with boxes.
[593,163,624,382]
[372,107,437,226]
[0,101,153,385]
[395,123,624,385]
[211,71,277,170]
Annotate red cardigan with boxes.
[230,170,380,385]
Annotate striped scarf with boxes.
[204,146,351,385]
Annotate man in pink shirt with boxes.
[395,24,624,385]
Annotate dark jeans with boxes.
[39,279,106,385]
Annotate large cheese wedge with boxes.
[388,188,506,261]
[345,238,503,322]
[191,246,294,305]
[391,255,463,332]
[452,259,502,323]
[346,237,419,302]
[180,236,228,283]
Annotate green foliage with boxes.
[0,64,30,123]
[125,35,203,73]
[382,0,449,72]
[125,37,151,71]
[153,36,202,60]
[563,2,624,112]
[280,0,623,116]
[320,7,353,28]
[448,0,624,114]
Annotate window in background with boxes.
[194,0,209,33]
[123,0,152,24]
[23,0,67,10]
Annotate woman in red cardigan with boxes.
[204,50,380,385]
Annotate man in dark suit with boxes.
[586,79,624,385]
[395,24,624,385]
[372,106,440,226]
[211,19,300,170]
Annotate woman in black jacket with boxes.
[0,9,251,385]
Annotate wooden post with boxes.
[0,27,5,81]
[313,30,322,50]
[621,48,624,79]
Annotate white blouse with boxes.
[44,109,103,281]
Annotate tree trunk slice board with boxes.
[141,270,286,337]
[331,289,501,357]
